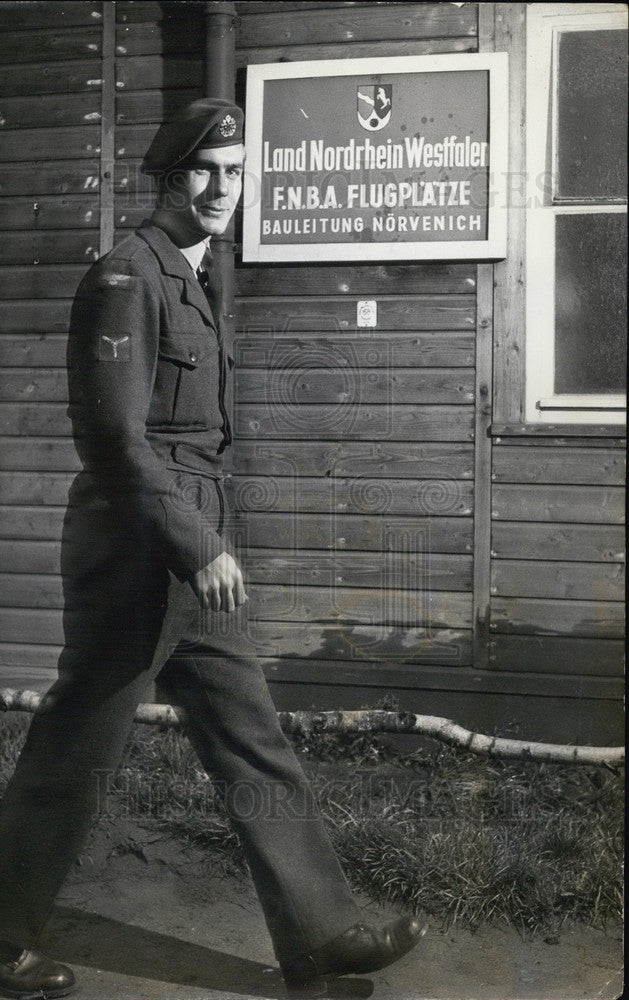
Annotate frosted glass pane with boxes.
[556,29,628,201]
[554,214,627,394]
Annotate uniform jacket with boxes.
[66,222,233,582]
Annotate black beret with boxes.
[141,98,244,175]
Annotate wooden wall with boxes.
[490,437,625,677]
[0,2,205,689]
[230,0,482,718]
[0,1,624,743]
[485,433,625,743]
[0,1,104,687]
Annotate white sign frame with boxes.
[243,52,509,263]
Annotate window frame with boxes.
[525,3,627,427]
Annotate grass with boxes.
[0,712,623,937]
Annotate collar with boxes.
[136,220,198,278]
[179,239,210,274]
[136,221,216,326]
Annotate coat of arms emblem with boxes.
[356,85,392,132]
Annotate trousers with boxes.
[0,479,360,963]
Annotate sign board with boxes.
[243,53,508,263]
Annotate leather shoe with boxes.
[281,915,425,996]
[0,946,75,999]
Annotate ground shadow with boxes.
[41,905,374,998]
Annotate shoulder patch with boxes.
[98,333,132,361]
[95,272,137,290]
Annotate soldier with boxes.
[0,99,423,999]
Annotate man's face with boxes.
[163,143,245,240]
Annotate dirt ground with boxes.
[33,816,623,1000]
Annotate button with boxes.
[189,351,198,363]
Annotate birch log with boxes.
[0,688,624,767]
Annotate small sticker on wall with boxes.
[357,300,377,328]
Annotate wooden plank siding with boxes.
[0,1,106,680]
[0,2,102,30]
[0,1,624,744]
[226,1,480,682]
[489,438,625,681]
[0,60,103,98]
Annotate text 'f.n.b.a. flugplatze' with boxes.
[244,53,508,262]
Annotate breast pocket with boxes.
[153,332,218,427]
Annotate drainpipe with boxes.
[204,1,239,370]
[205,1,238,100]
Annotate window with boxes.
[525,4,627,425]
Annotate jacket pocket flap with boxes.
[158,334,207,368]
[170,442,222,475]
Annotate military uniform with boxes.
[0,99,421,998]
[0,219,362,966]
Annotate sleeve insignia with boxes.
[98,334,131,361]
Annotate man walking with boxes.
[0,99,423,999]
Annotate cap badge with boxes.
[219,114,237,138]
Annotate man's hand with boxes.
[191,551,248,612]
